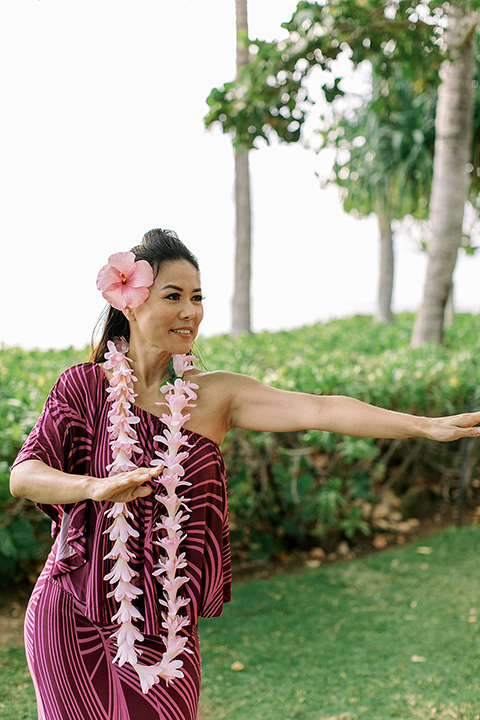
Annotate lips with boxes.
[171,328,193,337]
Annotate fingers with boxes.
[124,465,163,483]
[465,411,480,427]
[445,423,480,441]
[115,466,163,492]
[453,413,480,431]
[98,465,164,502]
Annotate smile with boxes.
[171,329,192,337]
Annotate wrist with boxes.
[82,475,99,502]
[412,415,430,439]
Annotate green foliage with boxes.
[0,346,87,467]
[197,313,480,559]
[320,67,436,222]
[205,1,443,150]
[2,315,480,572]
[205,1,480,253]
[0,346,87,585]
[198,313,480,412]
[0,512,51,586]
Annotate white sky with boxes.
[1,0,479,350]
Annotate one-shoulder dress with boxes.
[12,363,232,720]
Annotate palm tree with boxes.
[323,71,436,323]
[411,4,477,346]
[231,0,252,337]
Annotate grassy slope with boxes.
[1,526,479,720]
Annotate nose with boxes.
[179,299,196,319]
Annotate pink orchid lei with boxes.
[102,339,199,694]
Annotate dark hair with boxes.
[90,228,199,363]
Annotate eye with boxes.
[192,294,205,302]
[165,292,181,301]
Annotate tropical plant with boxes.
[320,66,436,322]
[205,1,480,344]
[3,314,480,573]
[205,1,442,151]
[412,3,479,345]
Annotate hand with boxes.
[89,465,164,503]
[423,411,480,442]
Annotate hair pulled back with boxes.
[90,228,199,363]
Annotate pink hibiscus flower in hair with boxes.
[96,251,154,310]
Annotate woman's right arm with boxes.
[10,459,162,504]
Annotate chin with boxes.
[169,337,195,352]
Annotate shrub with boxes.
[197,314,480,559]
[2,314,480,578]
[0,346,87,585]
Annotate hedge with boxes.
[1,314,479,583]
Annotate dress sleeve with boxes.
[11,366,95,540]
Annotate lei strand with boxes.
[102,339,198,694]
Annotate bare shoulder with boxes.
[195,368,277,430]
[189,368,258,394]
[189,369,261,429]
[180,369,251,443]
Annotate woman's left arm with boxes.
[225,373,480,442]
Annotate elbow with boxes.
[9,467,26,499]
[9,483,20,499]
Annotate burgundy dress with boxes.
[12,363,232,720]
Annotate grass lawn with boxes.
[197,525,480,720]
[1,525,479,720]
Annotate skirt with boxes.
[25,576,201,720]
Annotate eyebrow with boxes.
[160,284,202,292]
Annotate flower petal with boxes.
[113,641,139,667]
[96,264,123,292]
[108,252,136,273]
[121,285,151,309]
[129,260,154,288]
[97,253,153,310]
[101,286,129,311]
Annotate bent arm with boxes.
[10,459,160,504]
[227,374,480,442]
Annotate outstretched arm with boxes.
[226,373,480,442]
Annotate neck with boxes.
[126,342,173,389]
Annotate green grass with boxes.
[197,525,480,720]
[0,646,37,720]
[1,525,480,719]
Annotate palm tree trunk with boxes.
[445,278,455,327]
[411,5,476,347]
[231,0,252,337]
[232,149,252,336]
[375,210,394,323]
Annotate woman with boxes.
[10,228,480,720]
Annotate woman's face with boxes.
[126,259,204,353]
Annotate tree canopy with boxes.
[205,1,480,344]
[205,1,445,150]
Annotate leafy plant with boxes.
[2,314,480,572]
